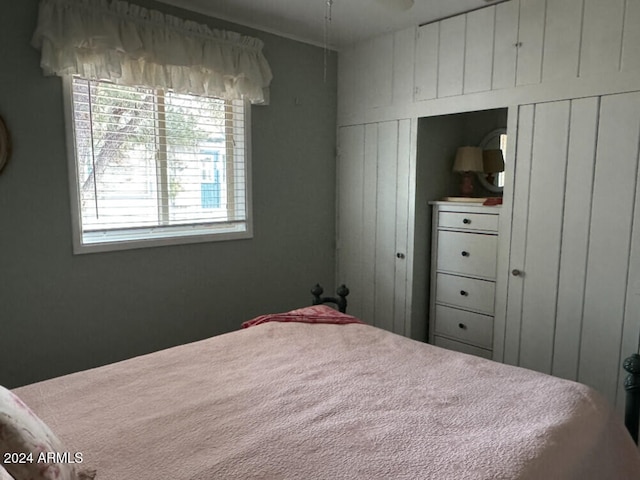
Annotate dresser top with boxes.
[429,200,502,212]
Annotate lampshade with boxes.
[453,146,483,172]
[483,149,505,173]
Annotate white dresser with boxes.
[428,202,501,359]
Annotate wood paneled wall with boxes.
[336,120,417,337]
[339,0,640,126]
[504,92,640,408]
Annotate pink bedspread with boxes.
[13,309,640,479]
[241,304,365,328]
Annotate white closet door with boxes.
[336,125,366,318]
[551,97,599,381]
[375,121,401,332]
[438,15,466,98]
[464,6,495,94]
[622,0,640,72]
[515,0,545,86]
[361,124,379,324]
[393,120,413,335]
[336,121,414,336]
[580,0,625,77]
[579,92,640,403]
[362,34,394,108]
[542,0,582,82]
[510,100,571,374]
[393,27,417,106]
[414,23,439,101]
[504,91,640,406]
[492,0,519,90]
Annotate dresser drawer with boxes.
[437,230,497,279]
[434,305,493,349]
[435,273,496,314]
[439,211,499,232]
[433,336,492,359]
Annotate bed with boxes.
[2,289,640,480]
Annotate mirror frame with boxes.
[477,127,506,193]
[0,115,10,174]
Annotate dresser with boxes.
[428,202,501,359]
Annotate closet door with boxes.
[336,120,415,337]
[503,92,640,407]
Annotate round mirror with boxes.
[0,115,10,174]
[477,127,506,193]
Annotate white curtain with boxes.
[31,0,273,104]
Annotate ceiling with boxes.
[155,0,500,50]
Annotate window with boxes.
[64,76,251,253]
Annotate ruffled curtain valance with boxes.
[31,0,273,104]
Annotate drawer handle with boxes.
[460,290,468,296]
[463,218,471,225]
[458,323,467,330]
[461,251,469,257]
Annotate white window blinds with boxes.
[67,77,251,252]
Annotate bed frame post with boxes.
[311,284,349,313]
[623,353,640,444]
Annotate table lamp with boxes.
[483,149,505,186]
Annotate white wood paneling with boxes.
[362,124,379,324]
[542,0,583,82]
[503,92,640,408]
[405,119,419,340]
[492,0,519,90]
[438,15,466,98]
[579,92,640,402]
[580,0,625,77]
[621,0,640,72]
[516,0,546,86]
[336,125,365,317]
[551,97,599,381]
[339,0,640,128]
[518,100,570,374]
[414,23,439,101]
[337,47,357,123]
[464,6,496,94]
[375,121,400,332]
[493,105,519,362]
[393,119,412,335]
[618,129,640,410]
[363,34,394,108]
[337,120,415,336]
[503,104,534,365]
[392,28,416,106]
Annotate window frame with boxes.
[62,76,253,254]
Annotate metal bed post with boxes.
[311,284,349,313]
[623,353,640,444]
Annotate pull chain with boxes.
[323,0,334,82]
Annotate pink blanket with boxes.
[241,304,365,328]
[12,310,640,479]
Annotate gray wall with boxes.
[0,1,337,387]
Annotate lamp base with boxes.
[460,171,475,196]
